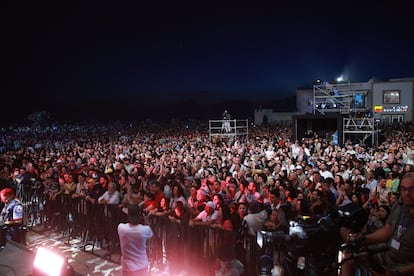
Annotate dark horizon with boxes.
[2,95,298,127]
[4,3,414,126]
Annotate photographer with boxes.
[341,172,414,276]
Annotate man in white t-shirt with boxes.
[118,205,153,276]
[190,201,219,226]
[98,182,120,204]
[319,162,334,180]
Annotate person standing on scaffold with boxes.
[222,110,231,133]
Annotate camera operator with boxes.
[342,172,414,276]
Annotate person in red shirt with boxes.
[144,181,165,214]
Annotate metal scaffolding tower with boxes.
[312,82,378,146]
[343,116,379,146]
[208,119,249,140]
[313,82,368,115]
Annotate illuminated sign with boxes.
[382,105,408,113]
[374,105,383,113]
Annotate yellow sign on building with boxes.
[374,105,383,113]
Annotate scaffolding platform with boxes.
[343,116,378,145]
[208,119,249,140]
[294,81,378,146]
[313,82,368,115]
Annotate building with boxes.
[254,77,414,145]
[295,77,414,145]
[371,78,414,124]
[295,77,414,123]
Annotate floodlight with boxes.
[33,247,73,276]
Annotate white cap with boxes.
[205,201,216,209]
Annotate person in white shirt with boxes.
[365,171,378,191]
[118,205,153,276]
[319,162,334,180]
[290,140,301,160]
[405,153,414,165]
[98,182,120,205]
[190,201,219,226]
[71,174,88,199]
[123,158,134,174]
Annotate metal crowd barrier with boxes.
[20,190,259,275]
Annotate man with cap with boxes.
[189,201,219,226]
[0,188,24,247]
[295,165,307,188]
[117,205,153,275]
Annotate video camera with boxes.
[258,203,367,252]
[256,203,368,275]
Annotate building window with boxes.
[354,93,365,108]
[383,90,400,104]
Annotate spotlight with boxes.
[33,247,74,276]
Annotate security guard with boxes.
[0,188,24,247]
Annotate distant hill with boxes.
[262,95,297,112]
[116,96,297,122]
[1,95,297,126]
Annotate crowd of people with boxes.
[1,119,414,275]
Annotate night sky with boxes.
[3,2,414,123]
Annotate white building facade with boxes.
[371,78,414,124]
[254,77,414,126]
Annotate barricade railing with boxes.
[19,189,259,274]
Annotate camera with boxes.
[256,203,368,275]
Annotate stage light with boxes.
[33,247,73,276]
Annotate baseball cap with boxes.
[205,201,216,209]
